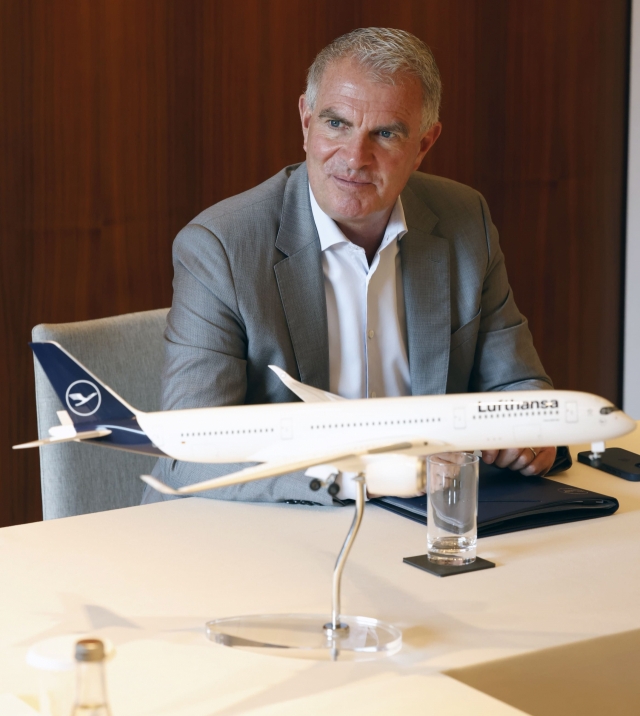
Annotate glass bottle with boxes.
[71,639,112,715]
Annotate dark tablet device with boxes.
[577,447,640,482]
[371,460,619,538]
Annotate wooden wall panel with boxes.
[0,0,629,526]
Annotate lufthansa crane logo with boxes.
[65,380,102,416]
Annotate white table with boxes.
[2,431,640,715]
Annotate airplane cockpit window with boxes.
[599,406,620,415]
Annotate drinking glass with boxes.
[426,452,479,565]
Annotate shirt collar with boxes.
[309,184,408,253]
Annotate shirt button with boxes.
[368,329,375,339]
[370,391,377,398]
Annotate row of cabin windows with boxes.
[177,410,560,438]
[311,418,441,430]
[472,410,560,420]
[181,428,276,437]
[181,418,441,437]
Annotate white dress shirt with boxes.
[309,187,411,400]
[306,187,412,499]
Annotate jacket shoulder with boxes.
[406,171,484,218]
[189,163,303,235]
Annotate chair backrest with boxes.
[32,308,169,519]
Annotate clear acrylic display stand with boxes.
[206,476,402,661]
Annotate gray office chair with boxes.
[33,308,169,519]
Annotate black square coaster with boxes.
[403,554,495,577]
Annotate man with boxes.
[143,28,555,506]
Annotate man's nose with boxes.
[342,131,374,170]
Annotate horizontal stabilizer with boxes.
[269,365,346,403]
[13,429,112,450]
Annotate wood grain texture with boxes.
[0,0,629,526]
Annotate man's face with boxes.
[299,57,441,227]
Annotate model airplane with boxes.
[14,341,636,498]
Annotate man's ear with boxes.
[413,122,442,171]
[299,95,312,152]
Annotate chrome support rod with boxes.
[324,474,366,636]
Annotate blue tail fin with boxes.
[31,341,137,425]
[30,341,168,457]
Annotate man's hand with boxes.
[482,447,557,476]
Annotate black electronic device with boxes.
[577,447,640,482]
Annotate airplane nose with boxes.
[612,410,638,437]
[601,407,637,438]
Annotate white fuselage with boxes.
[135,390,635,464]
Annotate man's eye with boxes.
[329,119,341,128]
[379,130,393,139]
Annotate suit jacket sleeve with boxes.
[147,223,333,506]
[466,193,552,392]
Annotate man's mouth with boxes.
[332,175,373,188]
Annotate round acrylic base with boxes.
[206,614,402,661]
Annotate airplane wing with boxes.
[269,365,346,403]
[13,429,112,450]
[141,437,453,495]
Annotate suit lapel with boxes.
[400,183,450,396]
[274,163,330,390]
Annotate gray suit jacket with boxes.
[145,162,551,505]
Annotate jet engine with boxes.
[361,454,426,497]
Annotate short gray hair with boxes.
[305,28,442,132]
